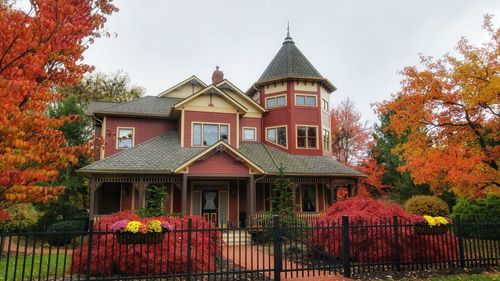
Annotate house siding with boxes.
[240,117,262,142]
[188,151,249,176]
[104,117,177,158]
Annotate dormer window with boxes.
[117,128,134,149]
[193,123,228,147]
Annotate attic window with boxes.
[117,128,134,149]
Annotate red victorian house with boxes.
[81,32,364,226]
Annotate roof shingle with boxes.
[257,36,323,83]
[91,96,182,117]
[81,133,363,177]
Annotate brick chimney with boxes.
[211,66,224,84]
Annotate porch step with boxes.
[222,230,253,246]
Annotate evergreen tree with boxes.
[372,111,431,203]
[271,164,294,217]
[37,96,92,229]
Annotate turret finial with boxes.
[284,21,294,44]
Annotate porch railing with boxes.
[251,211,324,226]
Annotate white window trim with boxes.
[265,94,287,109]
[242,127,257,141]
[296,124,319,149]
[265,125,288,149]
[191,122,231,147]
[116,127,135,149]
[295,94,317,107]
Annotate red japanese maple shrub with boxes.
[309,197,457,263]
[70,213,222,276]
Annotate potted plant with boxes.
[111,219,173,244]
[414,215,450,235]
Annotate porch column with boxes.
[347,184,353,197]
[137,178,146,209]
[354,178,359,195]
[328,181,337,204]
[181,174,188,215]
[333,186,338,202]
[248,175,256,219]
[89,176,96,220]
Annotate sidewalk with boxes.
[223,245,352,281]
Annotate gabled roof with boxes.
[79,132,204,174]
[92,96,182,118]
[248,32,336,95]
[238,143,364,177]
[80,132,364,177]
[216,80,266,112]
[174,140,265,173]
[157,75,207,97]
[173,85,248,113]
[86,101,121,116]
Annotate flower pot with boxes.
[116,232,165,244]
[414,224,448,235]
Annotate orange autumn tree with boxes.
[0,0,117,218]
[330,98,371,166]
[377,15,499,198]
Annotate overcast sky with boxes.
[81,0,500,124]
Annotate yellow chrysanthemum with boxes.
[435,216,449,225]
[125,221,142,233]
[147,220,162,233]
[423,215,437,226]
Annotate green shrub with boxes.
[404,195,450,216]
[452,194,500,239]
[0,204,39,232]
[46,220,87,246]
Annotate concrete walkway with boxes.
[223,246,351,281]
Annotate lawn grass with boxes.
[401,273,500,280]
[0,253,71,281]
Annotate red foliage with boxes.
[310,197,457,263]
[70,212,222,276]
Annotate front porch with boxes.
[90,174,359,227]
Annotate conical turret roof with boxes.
[249,29,336,94]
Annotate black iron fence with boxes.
[0,216,498,281]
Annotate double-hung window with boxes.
[322,98,329,111]
[295,94,316,106]
[266,95,286,108]
[323,129,330,151]
[117,128,134,148]
[297,126,317,149]
[266,126,287,147]
[193,123,228,146]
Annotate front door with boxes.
[202,190,218,224]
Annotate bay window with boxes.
[295,94,316,106]
[266,126,287,147]
[323,129,331,151]
[297,126,317,149]
[266,95,286,108]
